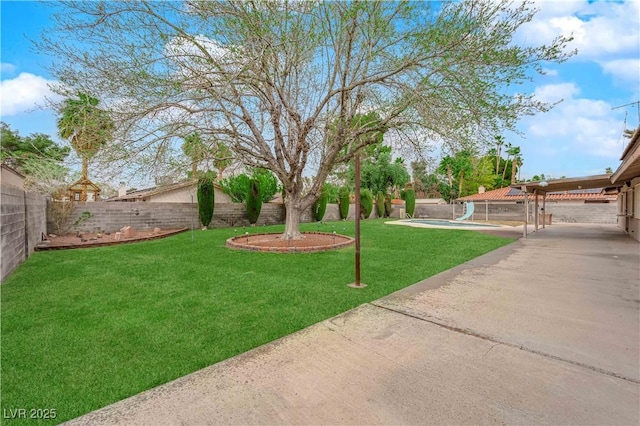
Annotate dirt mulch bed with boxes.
[35,228,188,251]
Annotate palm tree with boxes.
[494,135,504,174]
[502,142,513,181]
[509,146,521,184]
[213,142,233,181]
[58,93,113,195]
[182,133,206,179]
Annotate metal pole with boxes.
[485,200,488,221]
[542,194,547,229]
[354,150,361,287]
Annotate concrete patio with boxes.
[67,223,639,425]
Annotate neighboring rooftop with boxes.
[106,180,199,202]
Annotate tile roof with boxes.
[458,186,617,202]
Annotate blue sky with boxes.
[1,0,639,183]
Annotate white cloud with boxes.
[532,82,579,104]
[599,58,640,87]
[0,72,59,117]
[521,1,640,61]
[1,63,17,76]
[524,83,623,159]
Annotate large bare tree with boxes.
[41,0,573,238]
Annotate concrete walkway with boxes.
[67,224,639,425]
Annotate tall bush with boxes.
[246,178,262,224]
[338,186,350,220]
[375,191,385,218]
[360,188,373,219]
[405,188,416,218]
[219,168,280,203]
[197,176,215,228]
[312,186,328,221]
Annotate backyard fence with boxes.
[1,184,47,282]
[48,200,618,235]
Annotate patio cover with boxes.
[512,174,622,194]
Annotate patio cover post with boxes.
[542,194,547,228]
[534,189,539,232]
[521,185,528,238]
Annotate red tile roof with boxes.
[458,186,617,202]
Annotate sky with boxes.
[1,0,639,184]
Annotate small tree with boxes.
[360,189,373,220]
[246,178,262,225]
[405,188,416,218]
[197,176,215,228]
[338,186,350,220]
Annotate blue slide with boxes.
[455,201,475,221]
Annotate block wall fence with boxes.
[1,184,47,282]
[48,202,373,234]
[49,200,618,235]
[414,202,617,224]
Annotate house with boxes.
[611,126,640,241]
[106,179,232,203]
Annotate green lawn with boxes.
[1,219,514,424]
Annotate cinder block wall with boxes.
[47,199,618,235]
[25,192,47,253]
[1,184,47,282]
[54,201,389,234]
[545,203,617,224]
[54,202,312,233]
[413,202,617,224]
[1,185,26,282]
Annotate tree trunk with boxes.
[511,158,517,184]
[81,157,89,181]
[283,195,304,240]
[502,155,510,180]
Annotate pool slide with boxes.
[455,201,474,221]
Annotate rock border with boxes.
[226,232,355,253]
[35,228,189,251]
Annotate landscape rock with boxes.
[121,226,136,238]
